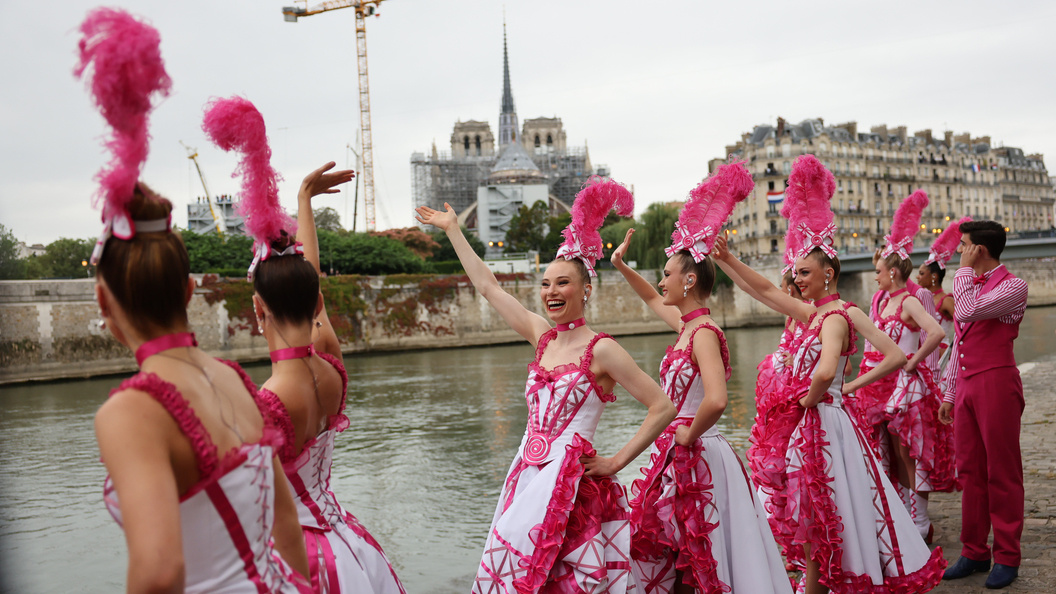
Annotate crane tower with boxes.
[281,0,384,231]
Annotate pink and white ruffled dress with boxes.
[256,352,405,594]
[876,301,957,494]
[474,331,637,594]
[753,309,946,592]
[630,323,792,594]
[102,362,310,594]
[754,321,798,419]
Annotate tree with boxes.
[37,237,94,278]
[429,227,485,261]
[0,224,25,279]
[504,201,550,254]
[370,227,440,259]
[318,230,424,275]
[540,211,572,262]
[312,207,344,233]
[628,202,682,269]
[181,229,253,275]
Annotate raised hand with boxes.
[959,243,983,270]
[610,228,635,267]
[300,161,355,200]
[712,234,731,262]
[414,202,458,231]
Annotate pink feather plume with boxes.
[672,161,753,253]
[560,176,634,259]
[887,190,929,248]
[780,154,835,233]
[74,7,171,219]
[201,96,293,246]
[927,216,972,265]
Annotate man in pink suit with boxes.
[938,220,1028,590]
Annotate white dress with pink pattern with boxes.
[102,361,310,594]
[629,323,792,594]
[752,308,945,592]
[473,330,638,594]
[256,352,405,594]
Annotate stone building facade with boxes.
[710,118,1054,258]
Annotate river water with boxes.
[1,307,1053,593]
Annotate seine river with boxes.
[1,307,1053,593]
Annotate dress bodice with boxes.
[255,352,351,531]
[771,323,803,373]
[102,362,303,593]
[791,308,859,406]
[876,297,920,356]
[519,330,615,465]
[660,323,731,428]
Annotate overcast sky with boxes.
[2,0,1054,245]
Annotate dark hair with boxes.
[674,251,716,299]
[807,247,841,281]
[959,220,1005,259]
[782,269,803,298]
[97,184,190,334]
[253,231,320,325]
[926,261,946,285]
[872,249,913,282]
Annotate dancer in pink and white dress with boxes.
[82,11,310,592]
[754,272,805,422]
[712,155,945,594]
[852,191,957,543]
[203,96,406,594]
[611,163,792,594]
[416,178,676,594]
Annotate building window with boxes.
[546,134,553,146]
[782,144,791,157]
[475,135,482,156]
[534,134,541,148]
[782,161,791,174]
[820,142,827,154]
[768,181,775,191]
[766,145,775,158]
[463,136,470,152]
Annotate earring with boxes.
[257,318,264,334]
[315,320,323,328]
[582,295,588,304]
[889,270,895,279]
[824,276,830,292]
[683,285,689,298]
[96,319,106,330]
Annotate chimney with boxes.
[894,126,907,142]
[836,121,858,138]
[944,130,954,146]
[871,124,888,137]
[776,116,787,138]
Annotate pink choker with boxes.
[680,308,710,323]
[556,318,586,332]
[270,344,314,363]
[135,332,197,367]
[814,293,841,307]
[889,287,908,297]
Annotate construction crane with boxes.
[281,0,385,232]
[180,141,227,236]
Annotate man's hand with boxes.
[938,402,954,425]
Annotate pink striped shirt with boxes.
[941,264,1028,403]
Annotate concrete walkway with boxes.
[929,354,1056,593]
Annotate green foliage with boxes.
[0,224,25,279]
[317,230,424,275]
[599,219,634,255]
[313,207,344,232]
[504,201,550,254]
[181,229,253,274]
[32,237,94,278]
[429,227,485,262]
[628,202,681,269]
[371,227,440,259]
[541,212,572,262]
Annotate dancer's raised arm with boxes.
[843,306,908,393]
[712,235,814,322]
[296,162,354,360]
[581,340,676,476]
[610,228,681,330]
[416,203,551,344]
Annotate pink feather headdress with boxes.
[556,176,635,277]
[924,216,972,269]
[780,154,837,265]
[881,190,929,260]
[201,96,298,279]
[74,8,172,264]
[665,162,753,262]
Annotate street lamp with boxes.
[82,260,89,277]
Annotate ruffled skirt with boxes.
[473,434,637,594]
[884,365,958,493]
[756,396,946,593]
[630,422,792,594]
[303,512,406,594]
[755,355,785,420]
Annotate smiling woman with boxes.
[415,176,676,594]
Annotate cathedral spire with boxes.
[499,20,518,147]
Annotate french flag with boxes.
[767,190,785,203]
[971,163,980,173]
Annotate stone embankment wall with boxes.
[2,259,1054,384]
